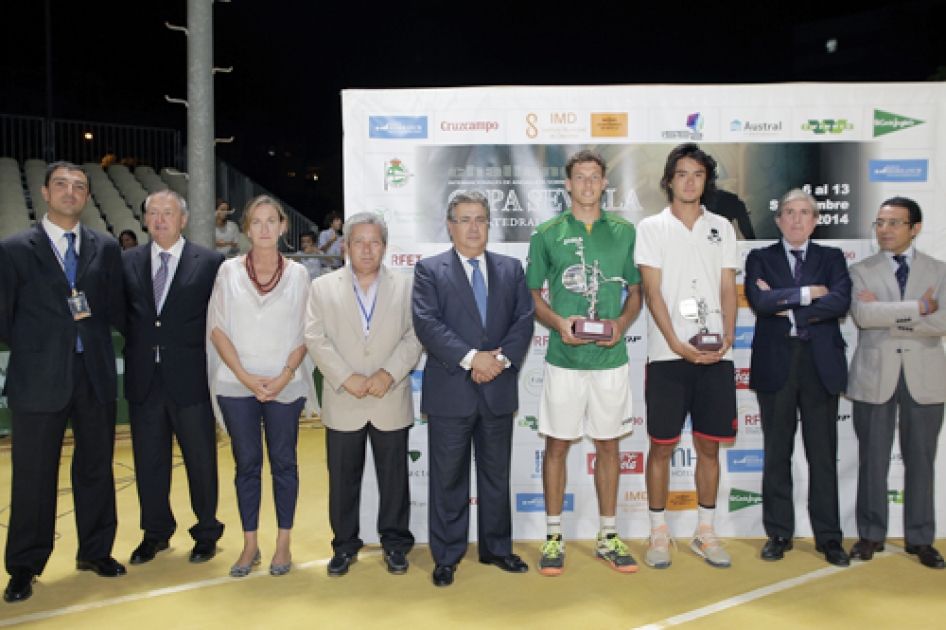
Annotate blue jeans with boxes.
[217,396,305,532]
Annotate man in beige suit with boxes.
[305,212,422,577]
[848,197,946,569]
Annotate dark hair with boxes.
[215,198,229,209]
[323,211,343,229]
[300,230,317,242]
[44,161,90,192]
[659,143,717,203]
[565,150,607,179]
[119,229,138,244]
[881,196,922,224]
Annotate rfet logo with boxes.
[389,253,423,267]
[587,452,644,475]
[533,335,549,348]
[734,368,751,389]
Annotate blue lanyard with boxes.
[353,280,377,334]
[47,233,78,294]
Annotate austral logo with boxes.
[516,493,574,512]
[729,488,762,512]
[801,119,853,135]
[730,119,782,134]
[383,157,414,190]
[587,452,644,475]
[662,112,703,141]
[368,116,428,139]
[874,110,924,137]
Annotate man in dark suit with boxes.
[0,162,126,603]
[745,188,852,566]
[412,190,534,587]
[122,190,225,566]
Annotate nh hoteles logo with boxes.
[873,109,924,137]
[729,488,762,512]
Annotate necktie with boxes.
[790,249,804,286]
[468,258,487,325]
[65,233,83,352]
[154,252,170,313]
[790,249,810,341]
[894,254,909,298]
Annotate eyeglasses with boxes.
[449,216,489,225]
[872,219,912,229]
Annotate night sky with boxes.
[2,0,944,224]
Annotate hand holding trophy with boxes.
[679,280,723,351]
[561,237,628,341]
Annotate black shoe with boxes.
[432,564,456,587]
[189,541,217,564]
[815,540,850,567]
[760,536,793,561]
[130,538,170,565]
[905,544,945,569]
[3,569,34,603]
[384,550,409,575]
[77,557,127,577]
[849,538,884,561]
[327,552,357,577]
[479,554,529,573]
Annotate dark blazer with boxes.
[745,240,852,395]
[122,240,224,406]
[412,249,534,417]
[0,223,124,413]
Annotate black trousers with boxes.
[5,356,118,576]
[758,339,842,545]
[325,424,413,555]
[129,365,223,544]
[428,397,513,566]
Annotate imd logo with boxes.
[873,110,924,137]
[728,488,762,512]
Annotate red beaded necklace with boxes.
[245,250,285,295]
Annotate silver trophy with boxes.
[679,280,723,351]
[561,237,628,341]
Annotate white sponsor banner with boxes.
[345,83,946,543]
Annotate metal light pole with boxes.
[185,0,216,248]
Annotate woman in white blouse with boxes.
[208,195,317,578]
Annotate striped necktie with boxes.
[153,252,170,313]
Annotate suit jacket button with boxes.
[156,321,161,327]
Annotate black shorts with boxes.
[645,359,737,443]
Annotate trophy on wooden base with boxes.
[679,281,723,351]
[561,237,629,342]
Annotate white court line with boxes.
[0,550,382,628]
[631,547,904,630]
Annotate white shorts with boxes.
[538,363,633,440]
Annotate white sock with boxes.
[546,516,562,538]
[649,509,667,530]
[600,516,617,538]
[698,504,715,529]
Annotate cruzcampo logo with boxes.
[409,450,422,463]
[801,119,854,135]
[729,488,763,512]
[518,416,538,431]
[873,109,924,137]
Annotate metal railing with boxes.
[0,114,183,171]
[216,159,317,251]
